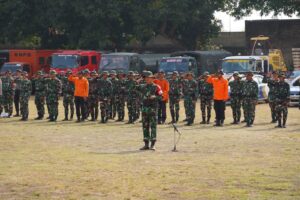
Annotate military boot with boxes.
[150,141,156,151]
[140,141,150,150]
[200,117,206,124]
[206,116,211,124]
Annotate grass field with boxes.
[0,98,300,200]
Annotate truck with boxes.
[221,36,287,75]
[99,52,145,73]
[51,50,101,74]
[158,56,198,77]
[0,49,57,78]
[170,50,232,75]
[0,50,9,70]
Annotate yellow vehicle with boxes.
[251,36,287,72]
[221,36,287,74]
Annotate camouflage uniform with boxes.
[1,75,14,117]
[19,76,32,120]
[263,75,278,122]
[168,76,182,123]
[109,71,118,119]
[242,77,258,127]
[115,75,127,121]
[198,78,213,124]
[182,77,198,125]
[229,78,243,123]
[45,74,62,122]
[61,75,75,120]
[14,75,22,116]
[126,74,139,123]
[97,73,112,123]
[138,72,162,150]
[34,75,46,119]
[88,75,99,121]
[274,78,290,128]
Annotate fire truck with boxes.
[0,49,57,78]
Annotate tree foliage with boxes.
[0,0,298,50]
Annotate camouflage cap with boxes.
[203,71,209,76]
[134,71,139,75]
[278,73,286,78]
[186,71,194,76]
[272,71,279,75]
[102,71,109,75]
[5,70,11,74]
[217,70,224,75]
[158,70,165,74]
[172,71,179,76]
[110,70,117,75]
[66,69,72,74]
[37,71,43,75]
[117,70,125,75]
[246,71,254,76]
[144,71,155,78]
[22,71,28,75]
[233,71,240,76]
[84,69,90,74]
[16,69,22,73]
[91,70,97,75]
[49,70,57,75]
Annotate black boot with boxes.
[206,116,211,124]
[200,117,206,124]
[175,111,179,123]
[140,141,149,150]
[150,141,156,151]
[275,119,282,128]
[214,120,221,127]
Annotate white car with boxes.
[227,74,269,102]
[287,75,300,107]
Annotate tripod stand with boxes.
[172,123,181,152]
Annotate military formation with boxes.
[0,69,294,149]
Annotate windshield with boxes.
[222,59,256,73]
[99,55,129,71]
[52,55,79,69]
[288,70,300,79]
[0,63,22,73]
[159,58,189,73]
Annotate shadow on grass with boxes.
[89,149,144,155]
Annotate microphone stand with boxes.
[172,123,181,152]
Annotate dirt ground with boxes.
[0,98,299,200]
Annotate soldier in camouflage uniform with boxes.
[109,70,118,119]
[45,70,62,122]
[134,71,142,120]
[1,71,14,117]
[138,71,162,151]
[83,69,91,119]
[97,71,112,123]
[13,69,22,117]
[61,70,75,121]
[115,71,127,121]
[228,72,244,124]
[198,72,213,124]
[182,72,198,126]
[34,71,46,120]
[126,71,139,124]
[88,71,99,121]
[168,71,182,123]
[242,71,258,127]
[274,73,290,128]
[263,71,279,123]
[19,71,32,121]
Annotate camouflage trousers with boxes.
[230,97,242,122]
[35,92,45,117]
[109,97,117,119]
[127,97,138,122]
[275,102,288,125]
[169,96,180,122]
[88,95,98,120]
[2,91,13,116]
[200,96,212,119]
[100,99,110,122]
[116,96,125,120]
[20,95,30,119]
[242,98,256,124]
[0,96,3,114]
[269,101,277,121]
[184,97,196,123]
[142,107,157,142]
[63,94,74,119]
[46,95,59,118]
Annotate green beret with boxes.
[49,70,57,75]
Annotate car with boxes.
[227,74,269,103]
[287,70,300,79]
[287,75,300,107]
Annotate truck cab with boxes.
[222,56,269,75]
[51,50,101,74]
[0,62,32,77]
[99,53,145,73]
[158,56,198,77]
